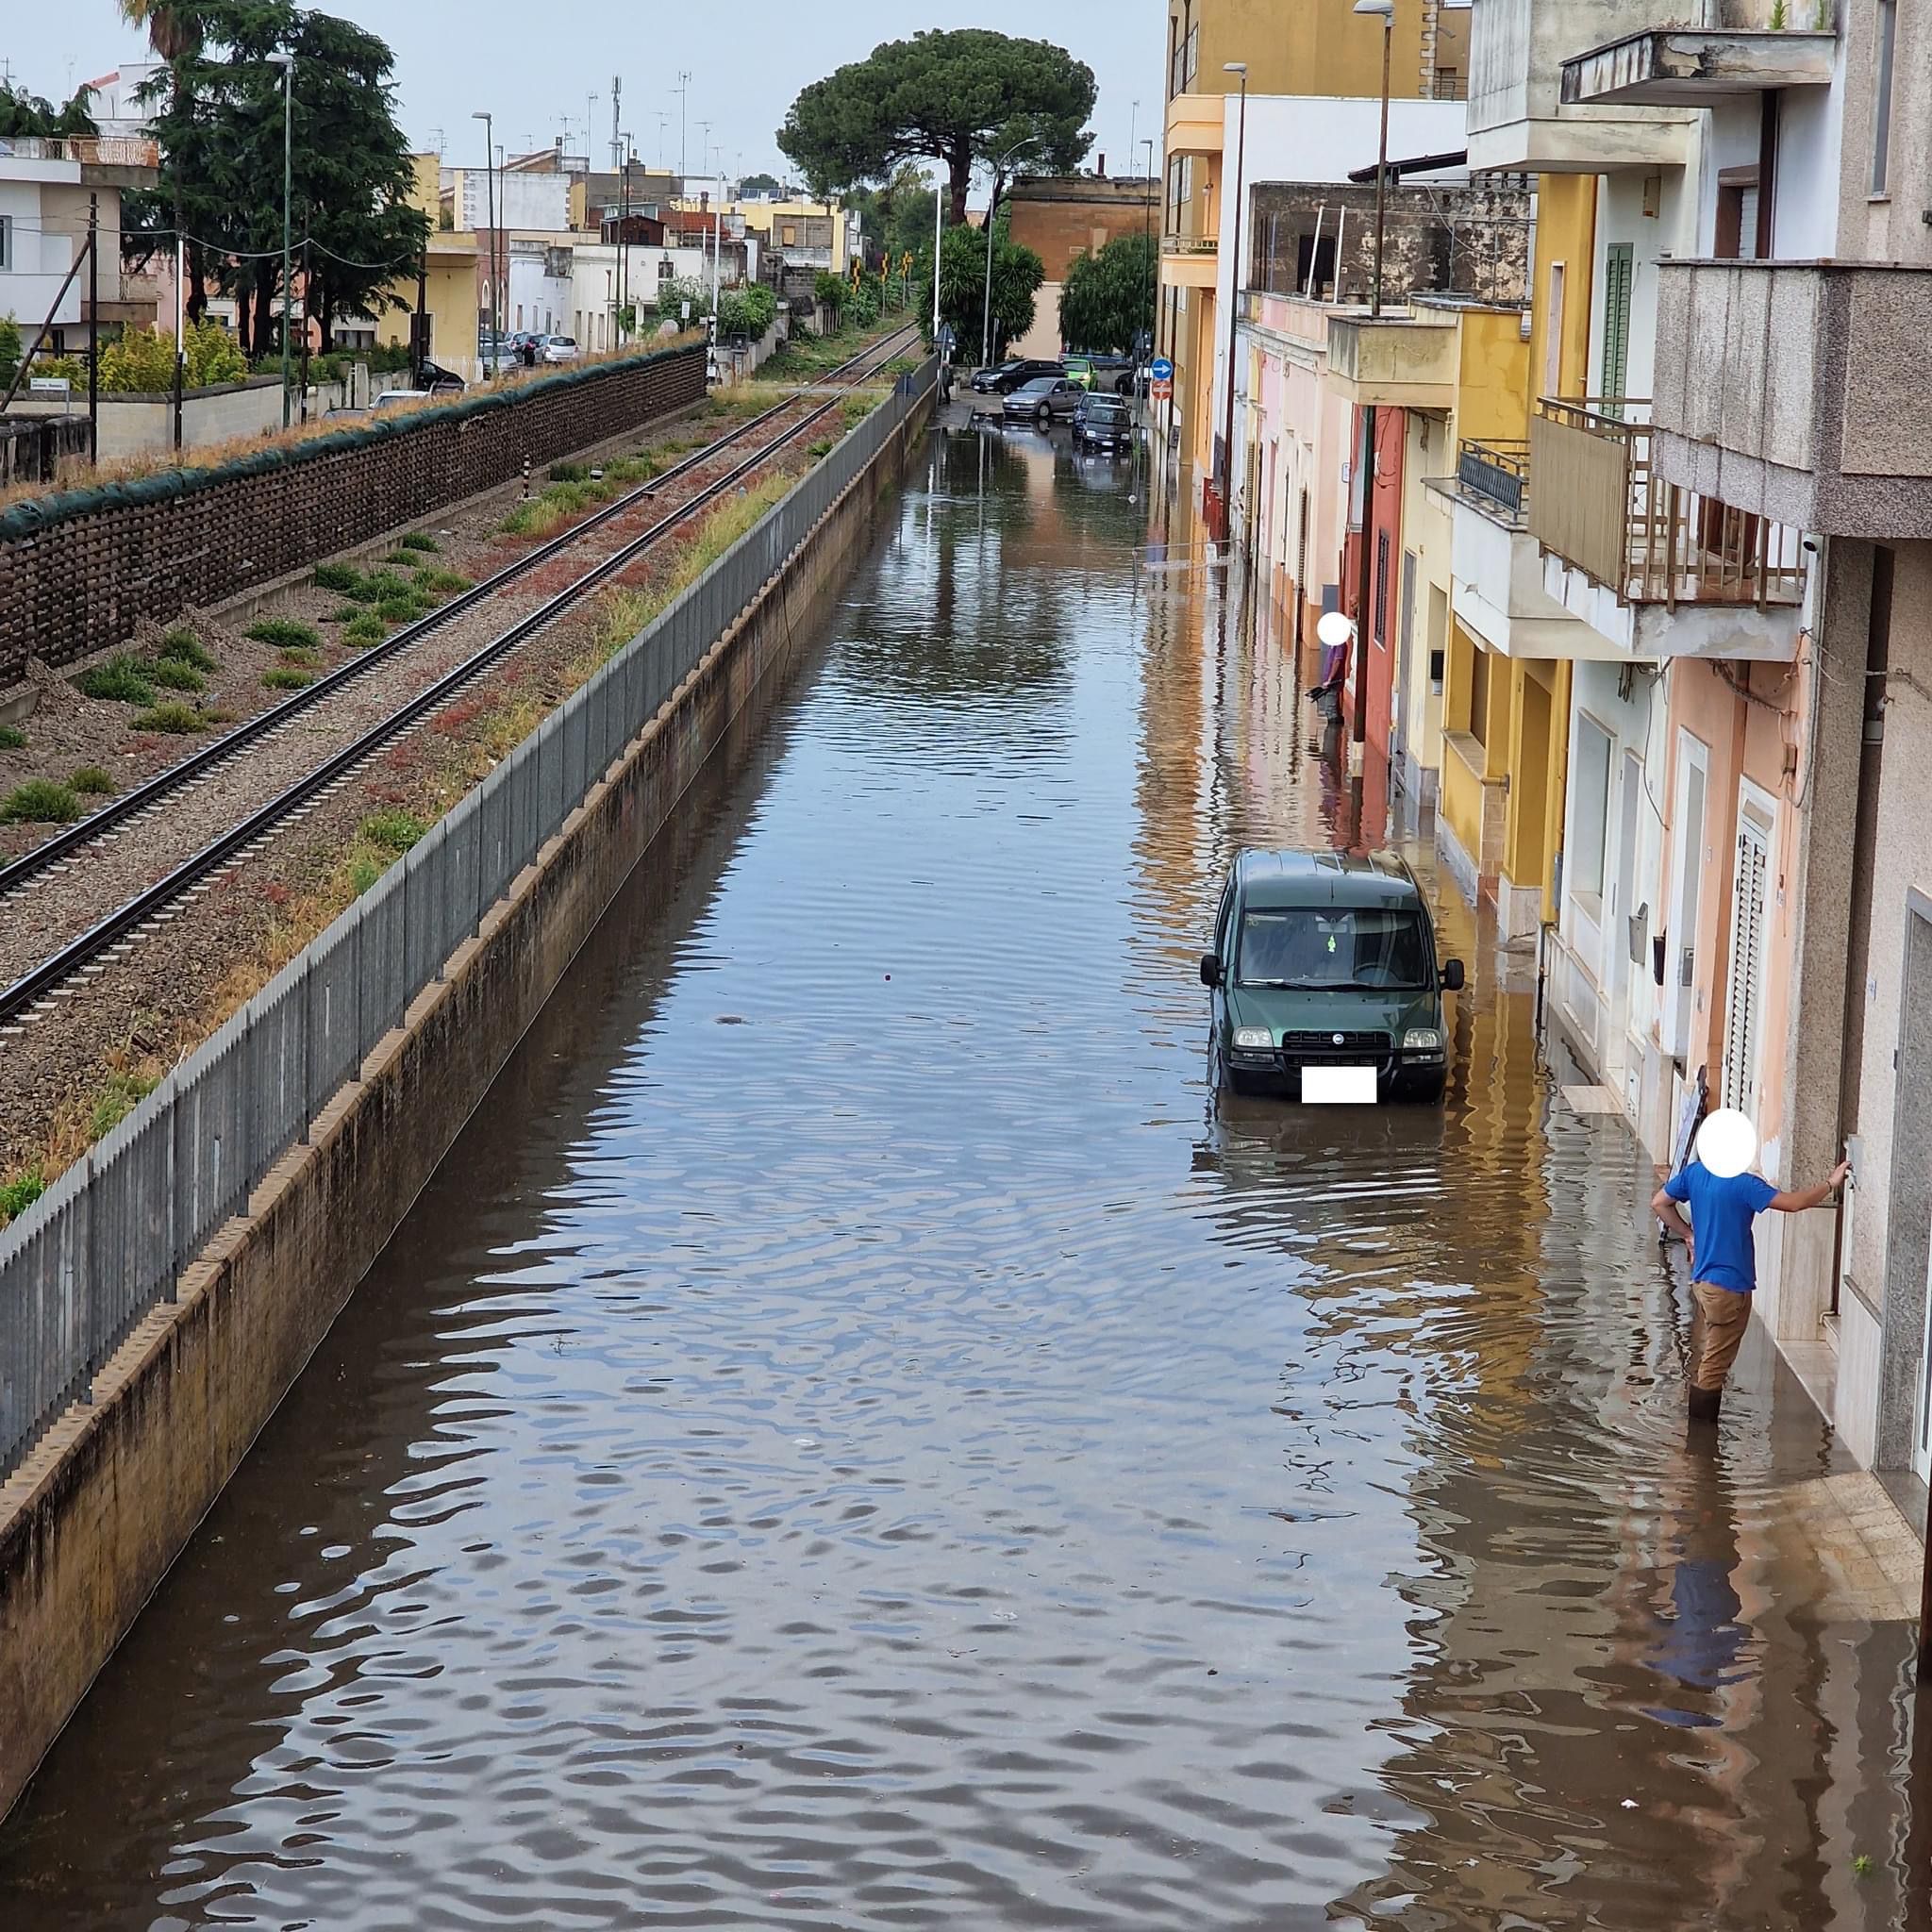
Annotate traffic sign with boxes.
[1150,356,1174,382]
[1151,377,1173,404]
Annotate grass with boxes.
[346,805,428,892]
[262,668,313,691]
[342,612,387,647]
[311,560,365,595]
[415,567,471,595]
[89,1068,158,1141]
[398,531,439,554]
[0,724,25,750]
[245,617,323,652]
[149,657,206,693]
[375,595,424,625]
[158,627,217,671]
[130,700,210,733]
[75,656,156,705]
[277,645,323,668]
[71,764,116,795]
[499,455,658,541]
[0,1170,45,1227]
[0,778,82,823]
[325,605,363,623]
[362,569,417,602]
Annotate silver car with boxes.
[1002,375,1085,427]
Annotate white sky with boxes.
[5,1,1160,191]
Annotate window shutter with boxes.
[1722,822,1769,1113]
[1601,243,1633,412]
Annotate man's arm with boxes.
[1651,1185,1693,1250]
[1770,1158,1853,1214]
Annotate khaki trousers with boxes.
[1691,1284,1753,1393]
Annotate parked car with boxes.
[1074,394,1134,455]
[372,388,431,412]
[973,357,1065,394]
[419,360,465,394]
[541,335,580,363]
[1061,355,1097,391]
[1002,375,1086,426]
[1091,353,1139,394]
[1200,848,1463,1102]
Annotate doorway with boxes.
[1665,731,1708,1062]
[1890,893,1932,1484]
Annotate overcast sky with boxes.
[6,2,1158,190]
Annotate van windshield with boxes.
[1236,907,1432,990]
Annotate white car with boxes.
[541,335,580,363]
[371,389,431,411]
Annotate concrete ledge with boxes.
[0,382,934,1820]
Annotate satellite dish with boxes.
[1695,1107,1757,1178]
[1315,610,1355,648]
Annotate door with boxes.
[1665,732,1707,1062]
[1609,748,1643,1013]
[1917,1237,1932,1486]
[1394,548,1418,766]
[1721,796,1772,1119]
[1600,242,1634,413]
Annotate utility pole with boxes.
[1219,62,1247,530]
[656,111,671,171]
[609,75,622,173]
[87,194,98,464]
[674,71,691,181]
[586,92,597,169]
[269,51,295,428]
[473,109,497,378]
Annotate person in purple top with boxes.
[1650,1107,1849,1424]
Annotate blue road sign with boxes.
[1150,356,1174,382]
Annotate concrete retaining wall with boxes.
[0,378,933,1822]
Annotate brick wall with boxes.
[0,342,708,688]
[1008,178,1161,283]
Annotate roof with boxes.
[1234,848,1422,908]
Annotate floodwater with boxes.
[2,418,1926,1930]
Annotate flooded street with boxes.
[3,419,1925,1929]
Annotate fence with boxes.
[0,354,936,1481]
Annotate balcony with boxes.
[1163,92,1225,157]
[1651,258,1932,541]
[1159,230,1219,291]
[1562,24,1836,106]
[1527,399,1804,659]
[0,133,160,189]
[1443,438,1607,658]
[1323,309,1457,408]
[1467,0,1696,174]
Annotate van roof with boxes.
[1234,847,1422,908]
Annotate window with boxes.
[1873,0,1897,193]
[782,225,796,246]
[1237,908,1432,991]
[0,214,10,271]
[1570,716,1613,915]
[1600,242,1633,410]
[1467,641,1491,745]
[1185,25,1199,87]
[1374,529,1391,644]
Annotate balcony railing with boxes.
[1160,232,1217,258]
[1457,438,1529,522]
[0,134,160,168]
[1528,398,1805,608]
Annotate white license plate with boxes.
[1301,1065,1378,1105]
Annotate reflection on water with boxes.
[0,424,1923,1930]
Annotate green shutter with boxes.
[1601,243,1633,416]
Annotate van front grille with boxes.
[1281,1030,1391,1055]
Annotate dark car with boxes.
[1074,394,1134,455]
[973,357,1066,394]
[1200,848,1464,1102]
[1002,375,1085,426]
[1091,353,1139,394]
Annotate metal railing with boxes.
[1528,396,1806,608]
[1457,437,1530,522]
[1160,231,1218,257]
[0,354,938,1481]
[0,134,160,168]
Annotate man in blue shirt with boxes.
[1651,1146,1850,1423]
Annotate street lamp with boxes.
[1219,62,1247,529]
[980,137,1039,368]
[472,110,497,379]
[267,52,294,427]
[1141,136,1156,369]
[1354,0,1395,318]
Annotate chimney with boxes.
[1098,153,1107,178]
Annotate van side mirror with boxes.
[1441,958,1466,992]
[1199,953,1223,989]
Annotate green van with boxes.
[1199,849,1464,1102]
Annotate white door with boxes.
[1665,733,1709,1061]
[1722,783,1775,1121]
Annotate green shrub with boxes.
[158,627,217,671]
[277,645,322,668]
[362,569,416,602]
[360,808,426,853]
[398,531,439,554]
[244,617,323,651]
[311,561,366,595]
[415,567,471,594]
[348,854,385,894]
[375,595,423,624]
[342,612,388,647]
[0,1171,45,1225]
[548,461,590,484]
[149,657,206,692]
[75,656,156,705]
[71,764,117,794]
[0,724,25,751]
[129,701,208,733]
[89,1070,158,1141]
[262,668,313,691]
[325,605,363,624]
[0,778,81,823]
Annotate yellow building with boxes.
[720,198,858,275]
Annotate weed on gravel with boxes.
[277,645,323,668]
[88,1068,158,1141]
[262,668,313,691]
[158,627,217,671]
[130,701,210,733]
[415,567,472,595]
[0,724,25,750]
[245,617,323,652]
[150,657,206,693]
[342,612,387,647]
[0,1170,45,1228]
[75,656,156,705]
[71,765,116,794]
[398,531,439,554]
[0,778,82,823]
[311,561,365,594]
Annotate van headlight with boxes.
[1232,1027,1274,1050]
[1403,1027,1441,1051]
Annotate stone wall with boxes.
[0,342,708,690]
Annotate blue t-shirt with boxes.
[1663,1161,1779,1293]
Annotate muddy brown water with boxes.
[1,424,1923,1929]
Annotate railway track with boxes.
[0,322,924,1028]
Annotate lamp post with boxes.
[1141,136,1156,370]
[1355,0,1395,318]
[268,51,294,427]
[980,137,1039,369]
[932,170,943,348]
[1219,62,1246,532]
[472,110,496,378]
